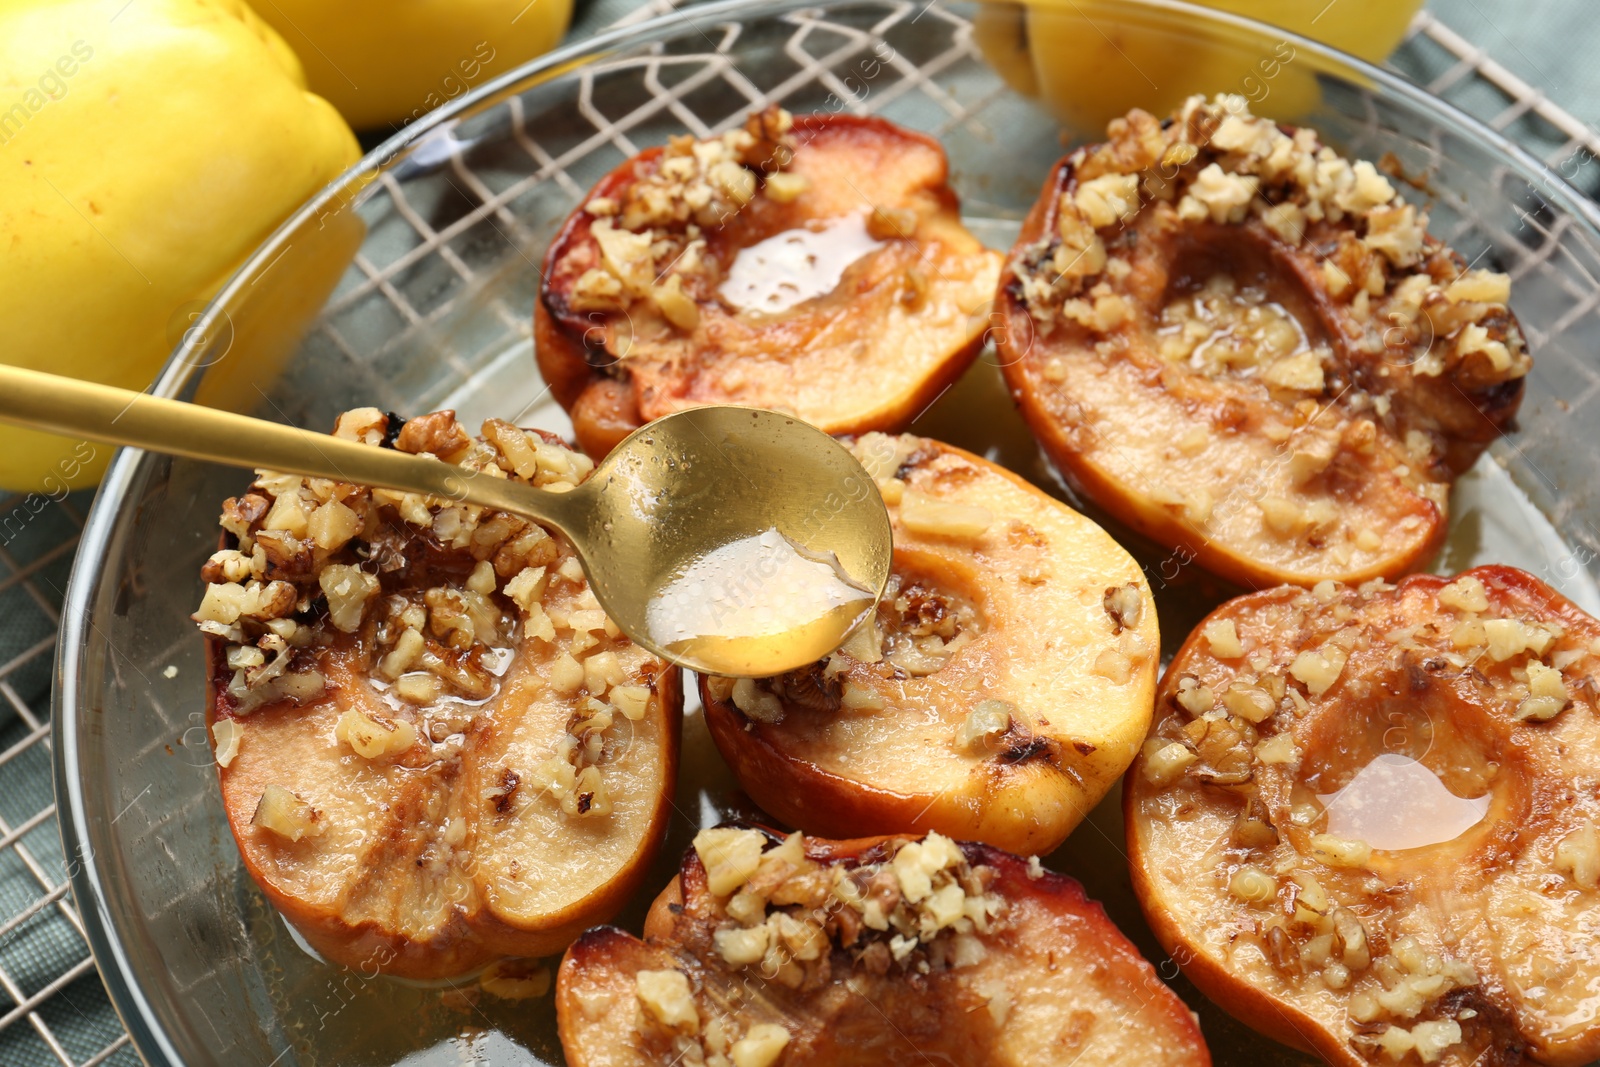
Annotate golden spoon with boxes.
[0,365,892,677]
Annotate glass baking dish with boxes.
[53,1,1600,1063]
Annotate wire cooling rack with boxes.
[1403,11,1600,192]
[1,5,1598,1065]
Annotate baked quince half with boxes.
[536,106,1002,456]
[995,94,1531,587]
[1125,565,1600,1066]
[191,408,682,979]
[556,825,1211,1065]
[699,433,1158,856]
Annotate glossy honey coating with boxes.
[996,95,1529,588]
[557,826,1211,1066]
[537,108,1002,456]
[195,408,682,978]
[1126,565,1600,1066]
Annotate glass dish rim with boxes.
[50,1,1600,1063]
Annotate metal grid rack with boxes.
[0,487,133,1067]
[1405,11,1600,183]
[1,5,1597,1065]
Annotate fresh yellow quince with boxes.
[973,0,1423,135]
[0,0,358,494]
[249,0,575,131]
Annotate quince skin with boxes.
[0,0,357,493]
[250,0,574,130]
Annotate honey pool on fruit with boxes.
[237,214,1600,1067]
[1316,753,1491,852]
[718,215,885,314]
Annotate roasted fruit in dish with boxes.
[1125,565,1600,1066]
[192,408,682,979]
[536,106,1003,456]
[995,95,1530,588]
[556,825,1211,1065]
[699,433,1158,856]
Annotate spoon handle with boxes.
[0,364,573,532]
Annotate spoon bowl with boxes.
[567,407,893,676]
[0,364,892,676]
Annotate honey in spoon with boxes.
[569,406,892,677]
[646,527,877,676]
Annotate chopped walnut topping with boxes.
[1093,648,1134,684]
[1229,865,1276,905]
[1103,582,1143,634]
[1204,618,1244,659]
[898,489,992,541]
[866,204,919,241]
[1010,94,1530,489]
[212,719,243,769]
[729,1023,790,1067]
[394,410,471,458]
[955,700,1012,751]
[252,784,323,842]
[569,106,799,339]
[1142,740,1198,787]
[1289,647,1347,696]
[1179,162,1259,224]
[763,171,808,204]
[1554,824,1600,890]
[335,708,416,760]
[1172,675,1216,717]
[1075,173,1141,228]
[1135,568,1600,1064]
[691,828,1005,993]
[710,567,980,717]
[193,409,646,788]
[635,969,699,1033]
[1354,1019,1464,1064]
[527,680,652,818]
[1309,833,1371,869]
[875,573,979,678]
[730,677,784,723]
[1355,936,1479,1024]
